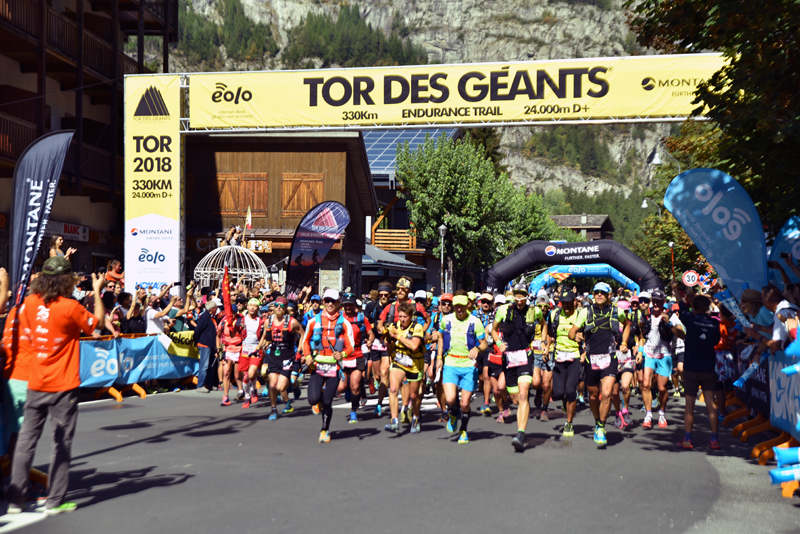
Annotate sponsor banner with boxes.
[43,219,89,243]
[188,54,725,129]
[79,335,199,388]
[285,201,351,297]
[9,131,75,305]
[529,263,640,296]
[769,350,800,441]
[768,216,800,290]
[714,288,752,329]
[124,75,181,291]
[664,168,767,301]
[736,356,771,418]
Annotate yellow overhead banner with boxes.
[189,54,725,129]
[124,75,181,290]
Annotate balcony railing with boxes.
[372,229,418,251]
[46,6,79,61]
[0,111,37,160]
[0,0,39,38]
[84,30,114,78]
[63,142,113,187]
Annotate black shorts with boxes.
[424,349,434,366]
[267,357,292,378]
[341,356,366,373]
[673,351,685,370]
[370,349,388,362]
[584,354,618,387]
[389,363,422,382]
[476,351,489,371]
[503,352,533,389]
[487,359,504,379]
[683,370,721,397]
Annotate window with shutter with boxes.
[214,172,240,216]
[240,173,268,215]
[281,173,323,217]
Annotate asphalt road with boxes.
[1,386,797,534]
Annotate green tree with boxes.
[626,0,800,232]
[396,134,568,285]
[465,128,508,177]
[628,212,700,283]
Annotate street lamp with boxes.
[648,145,681,175]
[641,198,662,218]
[438,224,447,294]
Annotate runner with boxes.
[570,282,630,447]
[549,289,583,437]
[531,290,554,422]
[302,289,355,443]
[437,292,487,444]
[492,284,540,452]
[433,293,453,421]
[239,298,266,409]
[302,294,321,328]
[339,292,374,424]
[610,295,641,429]
[262,297,304,419]
[217,300,247,407]
[384,302,426,433]
[474,292,496,415]
[638,288,673,430]
[367,283,393,416]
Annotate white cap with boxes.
[638,291,651,299]
[211,298,223,308]
[322,288,340,301]
[494,294,506,304]
[536,289,549,304]
[414,290,428,300]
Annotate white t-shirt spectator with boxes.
[670,313,685,353]
[644,314,672,358]
[145,307,166,334]
[773,300,800,349]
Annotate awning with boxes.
[362,244,427,276]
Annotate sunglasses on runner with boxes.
[379,292,391,298]
[639,298,651,303]
[479,299,492,304]
[440,301,453,306]
[274,303,286,308]
[323,298,336,304]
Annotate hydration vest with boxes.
[311,312,347,355]
[268,315,294,357]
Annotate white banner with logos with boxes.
[125,213,180,290]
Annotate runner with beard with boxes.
[474,293,496,415]
[262,297,304,419]
[339,293,374,424]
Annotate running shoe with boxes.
[45,502,77,515]
[349,411,358,424]
[374,404,382,418]
[369,380,376,394]
[410,417,421,434]
[677,439,694,450]
[251,391,258,404]
[672,389,681,398]
[651,399,659,409]
[540,408,549,422]
[562,422,574,438]
[262,387,269,397]
[447,412,458,433]
[6,503,23,514]
[457,431,469,444]
[400,410,410,424]
[642,414,653,429]
[577,394,585,405]
[312,403,321,415]
[614,412,624,429]
[658,414,668,428]
[268,411,278,421]
[384,418,399,432]
[237,391,245,401]
[360,395,368,407]
[622,411,632,427]
[709,439,721,450]
[496,413,505,423]
[221,396,231,406]
[593,425,607,447]
[282,403,294,414]
[319,430,331,443]
[480,403,491,415]
[438,410,448,423]
[242,398,251,409]
[534,390,543,408]
[717,411,726,422]
[277,394,283,403]
[511,434,524,452]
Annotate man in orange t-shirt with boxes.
[7,256,104,515]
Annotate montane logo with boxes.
[641,77,704,90]
[212,83,253,104]
[134,86,169,117]
[131,228,139,236]
[545,245,556,257]
[551,246,600,255]
[131,228,172,236]
[641,77,655,91]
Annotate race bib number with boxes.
[242,343,258,355]
[225,351,240,362]
[394,353,414,368]
[316,363,338,377]
[617,350,631,364]
[361,344,369,354]
[530,340,542,351]
[342,358,358,369]
[506,350,528,368]
[590,353,612,370]
[556,350,579,363]
[372,338,387,351]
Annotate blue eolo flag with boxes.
[10,130,75,305]
[285,201,351,298]
[768,216,800,290]
[664,168,767,300]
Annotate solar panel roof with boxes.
[363,129,459,174]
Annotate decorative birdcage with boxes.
[193,245,269,288]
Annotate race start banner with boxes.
[188,53,725,129]
[124,75,182,290]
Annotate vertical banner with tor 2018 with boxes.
[124,75,181,290]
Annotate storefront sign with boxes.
[44,219,89,242]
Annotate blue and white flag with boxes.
[768,216,800,290]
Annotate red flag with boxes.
[222,264,233,325]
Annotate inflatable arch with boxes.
[484,240,663,293]
[528,263,641,296]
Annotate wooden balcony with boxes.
[64,141,114,188]
[0,111,37,161]
[372,229,419,252]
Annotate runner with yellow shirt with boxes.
[436,291,488,444]
[548,289,583,437]
[384,302,426,434]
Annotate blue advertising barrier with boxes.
[79,334,199,388]
[528,263,640,296]
[769,350,800,442]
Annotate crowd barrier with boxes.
[79,331,200,400]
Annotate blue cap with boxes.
[593,282,612,294]
[310,294,321,302]
[431,297,440,306]
[260,306,270,313]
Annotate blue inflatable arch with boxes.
[528,263,641,296]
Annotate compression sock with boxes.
[597,420,605,429]
[461,409,471,432]
[684,431,692,441]
[351,392,360,411]
[242,376,251,397]
[710,432,718,441]
[322,404,333,431]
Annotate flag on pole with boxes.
[221,264,233,325]
[245,206,252,230]
[549,272,571,283]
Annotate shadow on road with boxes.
[67,466,193,508]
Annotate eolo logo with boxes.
[545,245,556,256]
[212,83,252,104]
